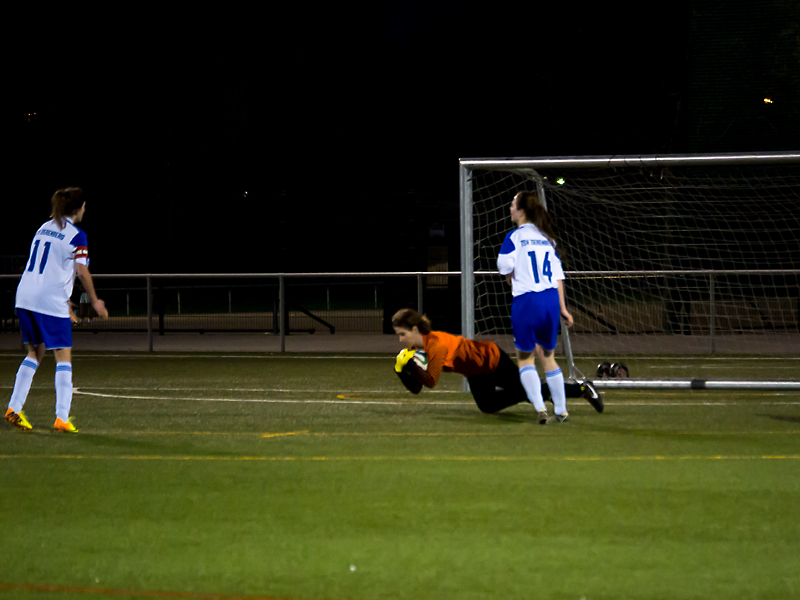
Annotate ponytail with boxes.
[515,191,558,247]
[51,187,85,230]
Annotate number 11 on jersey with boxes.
[27,240,52,274]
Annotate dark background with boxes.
[7,1,799,276]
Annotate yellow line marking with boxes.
[1,454,799,462]
[261,430,309,438]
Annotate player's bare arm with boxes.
[76,263,108,318]
[557,280,573,327]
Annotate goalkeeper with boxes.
[392,308,596,415]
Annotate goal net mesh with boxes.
[470,162,800,381]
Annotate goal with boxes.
[459,152,800,389]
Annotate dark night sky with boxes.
[8,1,799,275]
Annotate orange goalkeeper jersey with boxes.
[418,330,501,388]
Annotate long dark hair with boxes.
[391,308,432,334]
[515,191,558,247]
[51,187,85,230]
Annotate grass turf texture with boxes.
[1,353,799,600]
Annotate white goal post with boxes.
[459,152,800,390]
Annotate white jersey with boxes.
[16,218,89,318]
[497,223,564,297]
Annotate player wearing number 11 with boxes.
[497,191,573,424]
[5,188,107,433]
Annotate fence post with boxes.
[158,283,165,336]
[709,273,716,355]
[146,276,153,352]
[417,274,423,315]
[279,275,286,353]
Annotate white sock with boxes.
[55,363,73,422]
[520,366,546,412]
[546,367,567,416]
[9,358,39,413]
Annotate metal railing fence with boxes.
[1,270,797,353]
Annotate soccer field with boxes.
[1,352,799,600]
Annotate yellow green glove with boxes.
[395,348,417,373]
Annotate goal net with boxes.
[459,153,800,388]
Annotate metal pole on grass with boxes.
[459,163,474,393]
[560,321,578,380]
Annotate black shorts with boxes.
[467,348,527,414]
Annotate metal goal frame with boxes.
[459,151,800,390]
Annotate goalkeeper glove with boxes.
[395,348,417,373]
[396,362,423,394]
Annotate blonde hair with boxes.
[51,187,85,230]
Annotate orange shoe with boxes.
[5,408,33,430]
[53,417,78,433]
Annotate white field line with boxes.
[71,389,800,406]
[61,385,800,397]
[651,364,800,369]
[73,390,469,405]
[0,385,462,394]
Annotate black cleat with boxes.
[537,410,549,425]
[581,381,604,413]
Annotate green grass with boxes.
[1,353,799,600]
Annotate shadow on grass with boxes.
[431,410,533,425]
[763,414,800,424]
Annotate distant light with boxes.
[556,178,565,185]
[764,98,773,104]
[243,191,248,197]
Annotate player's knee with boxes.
[473,396,498,414]
[517,351,534,367]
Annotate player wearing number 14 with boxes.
[497,191,572,424]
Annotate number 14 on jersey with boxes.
[528,250,552,283]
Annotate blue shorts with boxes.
[17,309,72,349]
[511,288,560,352]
